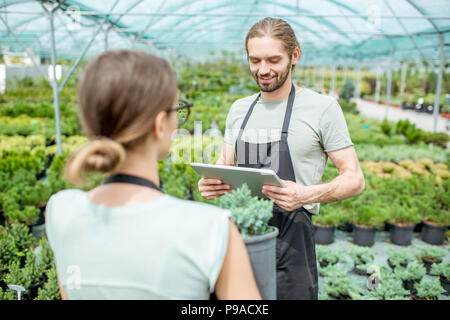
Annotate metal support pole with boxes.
[400,61,407,99]
[354,52,361,99]
[375,67,381,103]
[433,33,444,132]
[48,9,63,155]
[331,64,337,95]
[321,66,325,92]
[385,49,394,119]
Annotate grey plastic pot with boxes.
[314,224,335,245]
[389,223,415,246]
[243,227,279,300]
[421,221,447,245]
[352,224,376,247]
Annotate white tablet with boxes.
[190,163,285,199]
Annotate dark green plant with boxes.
[351,203,387,229]
[430,261,450,280]
[340,79,355,102]
[380,119,392,137]
[386,202,422,226]
[37,236,54,272]
[414,245,447,263]
[323,274,365,300]
[215,184,274,238]
[35,265,61,300]
[414,278,445,299]
[312,206,349,226]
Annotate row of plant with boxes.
[316,244,449,300]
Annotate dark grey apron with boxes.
[235,84,318,300]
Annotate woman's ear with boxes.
[153,111,167,140]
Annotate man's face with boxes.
[247,36,293,93]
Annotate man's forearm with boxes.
[299,171,364,205]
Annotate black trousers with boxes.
[269,206,318,300]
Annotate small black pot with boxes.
[389,223,415,246]
[421,221,447,245]
[402,279,419,294]
[387,258,408,270]
[352,266,367,276]
[422,257,441,275]
[28,275,46,300]
[314,224,335,245]
[337,222,353,233]
[440,276,450,295]
[352,224,376,247]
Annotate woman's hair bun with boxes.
[64,137,126,186]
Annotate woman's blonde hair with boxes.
[245,17,302,69]
[64,50,177,185]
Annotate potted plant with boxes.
[387,203,421,246]
[215,184,278,300]
[348,245,375,276]
[412,278,446,300]
[315,245,346,271]
[312,206,349,245]
[414,245,447,274]
[385,248,415,269]
[421,208,449,245]
[394,262,426,293]
[430,261,450,295]
[35,265,61,300]
[351,204,386,247]
[366,277,410,300]
[323,273,365,300]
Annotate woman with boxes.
[45,50,261,300]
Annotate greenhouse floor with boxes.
[355,98,450,135]
[316,229,450,300]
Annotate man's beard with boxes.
[252,60,291,93]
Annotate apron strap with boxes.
[103,174,162,193]
[236,92,261,142]
[282,83,296,135]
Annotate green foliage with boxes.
[315,245,346,265]
[215,184,274,238]
[386,202,422,225]
[385,248,415,268]
[430,261,450,280]
[367,277,410,300]
[380,119,392,137]
[350,203,387,229]
[312,205,350,226]
[414,278,445,299]
[348,245,375,270]
[415,245,447,263]
[323,273,365,299]
[37,236,54,272]
[394,262,426,282]
[340,79,355,102]
[35,265,61,300]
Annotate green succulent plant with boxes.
[415,245,447,263]
[430,261,450,280]
[348,245,375,271]
[394,262,426,282]
[385,248,415,269]
[414,278,445,299]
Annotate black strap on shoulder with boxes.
[103,174,162,193]
[281,83,296,135]
[236,92,261,142]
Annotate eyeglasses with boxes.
[168,99,193,125]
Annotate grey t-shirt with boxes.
[224,87,353,214]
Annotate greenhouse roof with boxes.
[0,0,450,65]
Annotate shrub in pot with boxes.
[394,262,426,293]
[348,245,375,276]
[35,265,61,300]
[385,248,415,269]
[430,261,450,295]
[414,245,447,274]
[421,208,449,245]
[386,203,421,246]
[215,184,277,299]
[323,273,365,300]
[315,245,346,272]
[350,204,386,247]
[366,277,410,300]
[312,206,349,245]
[412,278,446,300]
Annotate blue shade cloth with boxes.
[0,0,449,63]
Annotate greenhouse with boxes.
[0,0,449,304]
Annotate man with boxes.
[198,17,365,300]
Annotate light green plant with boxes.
[348,245,375,270]
[394,262,426,282]
[414,278,445,299]
[315,245,346,266]
[430,261,450,280]
[415,245,447,263]
[367,277,410,300]
[215,184,274,238]
[35,265,61,300]
[385,248,415,269]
